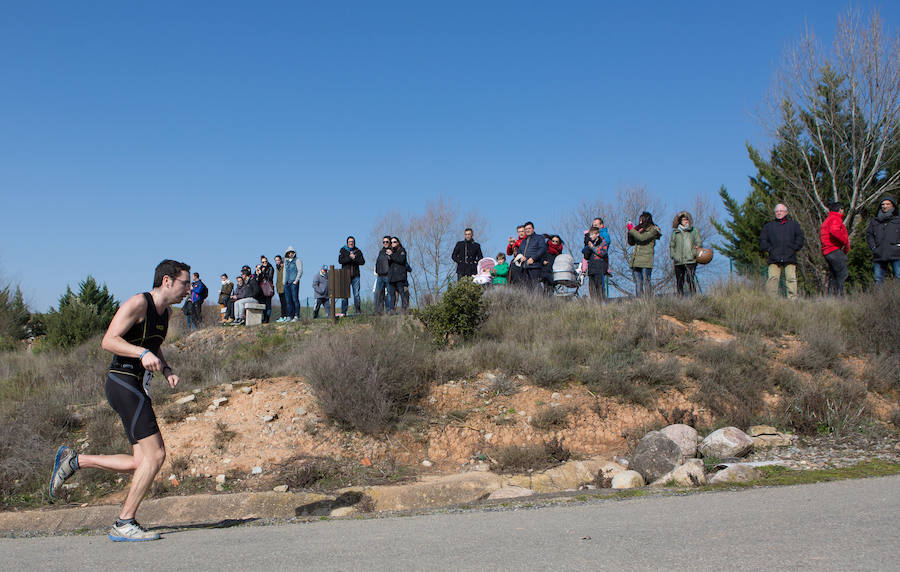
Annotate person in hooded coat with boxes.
[866,196,900,283]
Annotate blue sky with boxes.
[2,1,896,310]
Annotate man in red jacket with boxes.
[819,201,850,295]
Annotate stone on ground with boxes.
[699,427,753,458]
[611,470,645,489]
[659,424,699,458]
[630,431,685,483]
[709,464,762,484]
[650,459,708,487]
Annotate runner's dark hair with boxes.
[154,260,190,288]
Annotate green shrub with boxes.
[0,284,30,351]
[417,278,486,345]
[42,276,119,350]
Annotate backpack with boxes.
[198,282,209,303]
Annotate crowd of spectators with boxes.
[183,197,899,327]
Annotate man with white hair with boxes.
[759,203,805,299]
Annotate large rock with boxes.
[630,431,685,483]
[364,472,502,511]
[698,427,753,459]
[611,470,645,489]
[650,459,708,487]
[502,458,625,493]
[659,424,699,458]
[752,434,795,448]
[709,464,762,484]
[747,425,778,437]
[487,486,534,500]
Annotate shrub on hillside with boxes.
[781,380,868,436]
[491,439,570,474]
[301,321,434,434]
[0,284,30,351]
[841,281,900,354]
[859,353,900,394]
[690,336,774,428]
[417,278,486,345]
[42,276,119,350]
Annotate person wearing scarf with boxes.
[866,196,900,283]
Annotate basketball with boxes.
[696,247,714,264]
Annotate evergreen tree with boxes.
[44,276,119,350]
[0,284,30,350]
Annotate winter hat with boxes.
[321,265,328,271]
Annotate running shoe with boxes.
[49,445,79,498]
[108,520,161,542]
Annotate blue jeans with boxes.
[374,275,391,313]
[285,282,300,318]
[341,276,361,314]
[632,267,653,296]
[874,260,900,283]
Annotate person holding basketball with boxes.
[670,211,702,296]
[49,259,191,542]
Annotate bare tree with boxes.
[768,9,900,239]
[559,189,722,296]
[370,196,488,306]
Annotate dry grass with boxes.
[491,439,571,474]
[1,280,895,507]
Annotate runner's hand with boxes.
[140,351,164,372]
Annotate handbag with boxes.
[260,280,275,297]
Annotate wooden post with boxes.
[329,265,337,323]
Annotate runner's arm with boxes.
[157,348,179,389]
[101,294,164,372]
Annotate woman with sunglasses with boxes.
[387,237,410,313]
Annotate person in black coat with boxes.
[338,236,366,315]
[387,237,410,312]
[374,236,392,314]
[866,196,900,283]
[451,228,483,280]
[518,221,548,290]
[759,203,805,299]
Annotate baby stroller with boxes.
[472,258,495,285]
[549,253,580,297]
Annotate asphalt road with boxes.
[2,476,898,571]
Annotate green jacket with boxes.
[669,227,702,265]
[491,262,509,285]
[628,226,661,268]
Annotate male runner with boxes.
[49,259,191,541]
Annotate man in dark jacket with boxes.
[374,236,392,314]
[518,221,548,290]
[866,197,900,283]
[759,204,805,299]
[451,228,483,280]
[338,236,365,315]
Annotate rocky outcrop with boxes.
[630,431,685,483]
[699,427,753,458]
[363,472,502,511]
[487,486,534,500]
[502,458,625,493]
[660,424,699,458]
